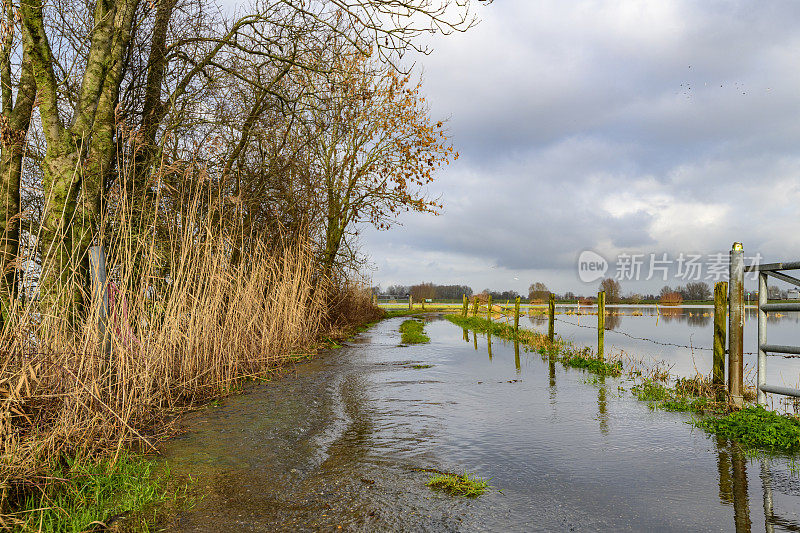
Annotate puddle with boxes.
[161,316,800,531]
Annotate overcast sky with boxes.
[359,0,800,296]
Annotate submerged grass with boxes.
[399,319,430,344]
[426,472,489,497]
[632,379,724,414]
[559,350,623,377]
[447,314,621,377]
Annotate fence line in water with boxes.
[489,305,764,356]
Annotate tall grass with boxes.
[0,176,379,523]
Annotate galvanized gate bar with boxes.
[746,261,800,272]
[760,344,800,355]
[759,384,800,398]
[760,302,800,312]
[758,271,767,405]
[754,256,800,406]
[765,270,800,288]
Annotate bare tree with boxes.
[599,277,621,303]
[528,282,548,302]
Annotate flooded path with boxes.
[162,316,800,531]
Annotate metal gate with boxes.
[743,260,800,405]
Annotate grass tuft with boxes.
[560,350,623,377]
[426,472,489,497]
[631,378,727,415]
[399,319,430,344]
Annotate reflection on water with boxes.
[596,375,608,436]
[161,316,800,531]
[713,435,800,533]
[716,435,752,532]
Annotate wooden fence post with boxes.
[487,295,492,322]
[597,290,605,360]
[548,293,555,343]
[728,242,744,407]
[514,296,520,333]
[462,294,468,317]
[713,281,728,402]
[409,294,413,311]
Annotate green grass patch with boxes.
[399,319,430,344]
[692,406,800,452]
[322,336,343,349]
[631,379,673,402]
[411,364,433,369]
[12,451,191,532]
[560,351,622,377]
[426,472,489,497]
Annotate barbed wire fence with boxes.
[489,305,768,356]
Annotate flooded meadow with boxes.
[161,314,800,531]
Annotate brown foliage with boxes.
[660,292,684,306]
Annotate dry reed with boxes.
[0,176,378,518]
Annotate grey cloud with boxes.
[355,0,800,292]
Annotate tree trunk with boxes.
[21,0,138,319]
[0,46,36,329]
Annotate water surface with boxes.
[162,316,800,531]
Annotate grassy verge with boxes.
[446,314,621,377]
[8,452,191,532]
[400,319,430,344]
[426,472,489,497]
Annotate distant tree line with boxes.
[483,289,520,301]
[383,283,474,300]
[378,278,723,303]
[659,282,712,302]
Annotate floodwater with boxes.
[161,316,800,532]
[524,306,800,411]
